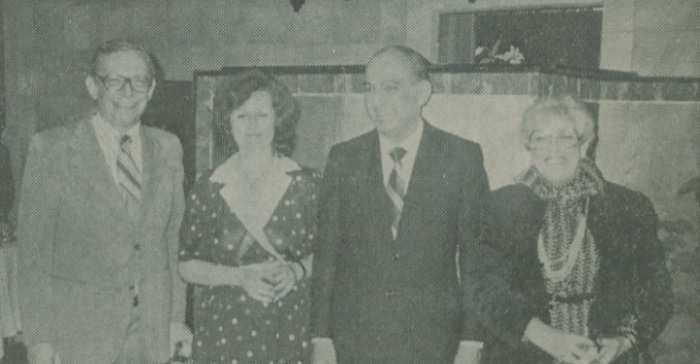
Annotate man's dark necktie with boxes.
[386,147,407,239]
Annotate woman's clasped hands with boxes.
[541,334,633,364]
[591,336,633,364]
[525,318,632,364]
[533,328,598,364]
[236,261,302,304]
[567,336,632,364]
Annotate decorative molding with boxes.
[195,64,700,102]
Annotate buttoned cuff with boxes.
[459,340,483,349]
[311,337,333,345]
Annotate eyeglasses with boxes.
[95,75,153,93]
[528,134,580,150]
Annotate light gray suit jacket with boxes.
[17,116,186,364]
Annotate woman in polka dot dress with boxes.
[179,70,319,364]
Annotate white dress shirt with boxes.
[378,119,423,190]
[379,120,423,239]
[91,112,142,187]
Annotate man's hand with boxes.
[311,339,337,364]
[28,343,56,364]
[454,341,482,364]
[170,322,193,359]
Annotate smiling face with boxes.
[364,52,431,142]
[527,117,589,185]
[230,90,276,154]
[86,50,155,131]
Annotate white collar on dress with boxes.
[209,154,302,261]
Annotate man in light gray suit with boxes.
[17,39,189,364]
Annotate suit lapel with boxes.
[363,131,394,243]
[394,123,440,242]
[69,120,168,226]
[139,127,167,219]
[68,118,129,219]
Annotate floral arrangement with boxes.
[474,38,525,65]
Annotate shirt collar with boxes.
[92,111,141,143]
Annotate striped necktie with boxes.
[117,135,142,202]
[386,147,407,239]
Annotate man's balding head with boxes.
[364,46,432,142]
[368,45,431,82]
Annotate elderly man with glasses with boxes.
[17,39,190,364]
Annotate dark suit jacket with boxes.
[17,117,186,364]
[311,122,489,364]
[0,143,13,221]
[476,182,673,364]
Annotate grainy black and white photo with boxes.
[0,1,697,364]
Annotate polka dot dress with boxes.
[180,168,320,364]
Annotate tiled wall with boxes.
[195,67,700,187]
[601,0,700,77]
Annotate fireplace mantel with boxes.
[196,64,699,102]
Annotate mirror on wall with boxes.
[438,5,602,68]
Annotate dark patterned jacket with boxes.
[476,182,673,364]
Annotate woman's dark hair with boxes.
[213,69,300,158]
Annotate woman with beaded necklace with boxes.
[475,96,672,364]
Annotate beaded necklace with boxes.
[537,198,589,282]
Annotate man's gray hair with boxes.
[89,39,155,78]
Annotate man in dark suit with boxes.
[17,39,189,364]
[311,46,489,364]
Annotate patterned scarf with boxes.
[516,159,605,360]
[516,158,604,203]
